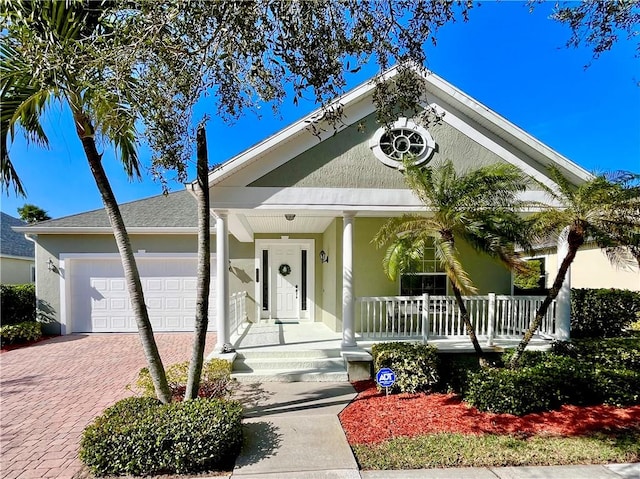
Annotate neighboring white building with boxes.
[527,243,640,292]
[1,212,35,285]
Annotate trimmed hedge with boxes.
[372,342,439,394]
[79,396,243,476]
[0,284,36,325]
[0,321,42,344]
[571,288,640,338]
[136,358,235,400]
[466,340,640,415]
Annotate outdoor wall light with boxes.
[284,214,296,221]
[47,258,55,272]
[319,250,329,264]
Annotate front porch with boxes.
[222,294,556,382]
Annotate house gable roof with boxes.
[207,65,592,190]
[1,213,34,258]
[15,190,198,234]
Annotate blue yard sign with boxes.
[376,367,396,389]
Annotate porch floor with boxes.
[231,321,553,354]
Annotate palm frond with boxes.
[432,236,477,294]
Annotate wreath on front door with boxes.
[278,263,291,276]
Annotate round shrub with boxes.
[371,342,439,394]
[465,367,558,415]
[79,396,243,476]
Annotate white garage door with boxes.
[69,256,216,333]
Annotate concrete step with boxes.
[232,368,349,382]
[236,348,342,359]
[232,348,348,382]
[234,356,345,372]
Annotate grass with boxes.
[352,430,640,470]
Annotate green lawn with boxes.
[352,431,640,470]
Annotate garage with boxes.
[68,255,216,333]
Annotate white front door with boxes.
[256,239,314,321]
[272,244,301,319]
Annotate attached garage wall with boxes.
[35,233,255,335]
[67,255,216,333]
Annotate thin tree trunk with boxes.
[75,114,171,404]
[185,124,211,400]
[509,230,582,369]
[451,283,485,362]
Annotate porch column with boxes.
[342,212,357,348]
[556,227,571,341]
[214,210,230,351]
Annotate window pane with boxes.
[400,274,446,296]
[262,250,269,310]
[301,250,307,311]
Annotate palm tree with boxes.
[1,1,172,403]
[374,159,531,361]
[508,167,640,368]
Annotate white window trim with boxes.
[369,117,436,170]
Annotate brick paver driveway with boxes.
[0,333,216,479]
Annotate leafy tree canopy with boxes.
[17,203,50,223]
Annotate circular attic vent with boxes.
[369,117,435,169]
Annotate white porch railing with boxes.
[356,294,556,342]
[229,291,248,337]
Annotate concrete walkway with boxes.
[0,333,215,479]
[232,382,359,478]
[229,381,639,479]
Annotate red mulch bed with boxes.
[339,380,640,445]
[0,335,58,353]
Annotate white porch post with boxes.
[342,212,357,348]
[215,210,230,351]
[556,227,571,341]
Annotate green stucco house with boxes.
[18,67,590,355]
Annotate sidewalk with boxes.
[228,381,639,479]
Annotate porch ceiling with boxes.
[225,211,336,241]
[245,214,334,234]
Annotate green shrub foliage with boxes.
[79,396,243,476]
[0,284,36,325]
[0,321,41,344]
[136,358,235,400]
[467,339,640,415]
[571,288,640,338]
[372,342,439,394]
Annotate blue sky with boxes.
[2,1,639,220]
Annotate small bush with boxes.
[136,358,235,400]
[592,368,640,407]
[371,342,439,394]
[468,339,640,415]
[553,338,640,372]
[437,353,487,394]
[571,288,640,338]
[79,396,243,476]
[0,284,36,326]
[0,321,41,344]
[466,367,558,415]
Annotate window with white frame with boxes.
[399,246,447,296]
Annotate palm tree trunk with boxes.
[509,229,583,369]
[75,115,172,404]
[450,283,485,361]
[185,125,211,400]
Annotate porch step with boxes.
[232,349,348,382]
